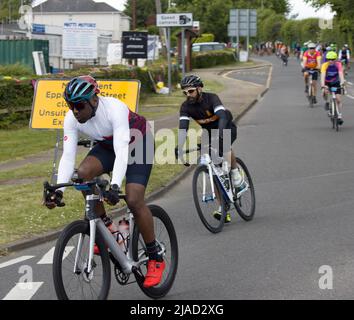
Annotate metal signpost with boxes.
[157,13,193,95]
[228,9,257,60]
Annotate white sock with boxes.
[231,168,243,186]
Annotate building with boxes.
[30,0,131,69]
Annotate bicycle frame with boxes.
[45,180,162,277]
[199,153,248,203]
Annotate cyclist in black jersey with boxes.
[175,75,246,223]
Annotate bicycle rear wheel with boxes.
[192,165,226,233]
[132,205,178,299]
[52,220,111,300]
[331,101,336,130]
[234,158,256,221]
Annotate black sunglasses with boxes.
[67,101,88,111]
[183,88,197,95]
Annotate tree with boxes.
[123,0,169,29]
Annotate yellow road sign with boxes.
[30,79,140,129]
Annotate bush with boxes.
[0,63,33,77]
[192,50,236,68]
[194,34,215,43]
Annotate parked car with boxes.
[192,42,227,52]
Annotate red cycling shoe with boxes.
[143,260,166,288]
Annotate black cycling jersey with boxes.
[178,92,236,157]
[179,92,232,130]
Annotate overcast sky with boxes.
[98,0,334,20]
[288,0,334,19]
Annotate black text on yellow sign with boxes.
[30,79,141,129]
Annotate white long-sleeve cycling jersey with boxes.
[57,96,146,190]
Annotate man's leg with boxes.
[125,182,165,288]
[77,155,106,217]
[125,183,155,244]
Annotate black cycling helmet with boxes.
[180,75,204,89]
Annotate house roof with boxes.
[32,0,121,13]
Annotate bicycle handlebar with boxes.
[77,139,98,148]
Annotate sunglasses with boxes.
[183,88,197,95]
[67,101,88,111]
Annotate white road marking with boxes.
[37,246,74,264]
[2,282,43,300]
[0,256,34,269]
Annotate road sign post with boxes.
[157,13,193,95]
[228,9,257,61]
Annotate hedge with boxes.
[192,50,236,69]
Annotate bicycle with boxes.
[325,86,345,132]
[43,177,178,300]
[184,144,255,233]
[306,69,318,108]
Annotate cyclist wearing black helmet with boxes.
[44,75,165,288]
[176,75,246,223]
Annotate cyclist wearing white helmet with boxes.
[302,42,322,103]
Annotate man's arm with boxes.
[176,106,190,159]
[57,114,79,191]
[111,105,131,188]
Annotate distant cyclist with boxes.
[176,75,246,223]
[280,45,289,66]
[321,51,346,125]
[339,44,351,74]
[303,43,322,103]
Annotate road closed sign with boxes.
[30,79,140,129]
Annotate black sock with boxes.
[146,240,163,262]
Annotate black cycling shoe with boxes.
[338,118,344,125]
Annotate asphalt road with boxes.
[2,55,354,300]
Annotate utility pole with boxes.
[132,0,136,30]
[155,0,167,56]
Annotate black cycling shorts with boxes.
[325,82,343,95]
[87,131,154,187]
[304,68,319,81]
[201,120,237,155]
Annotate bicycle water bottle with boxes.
[219,161,230,190]
[117,218,130,251]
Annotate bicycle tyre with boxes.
[132,205,178,299]
[53,220,111,300]
[331,101,336,130]
[192,165,227,233]
[234,158,256,221]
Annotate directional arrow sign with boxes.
[156,13,193,27]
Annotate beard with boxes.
[187,91,200,104]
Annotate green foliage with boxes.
[0,63,33,77]
[194,34,215,43]
[192,50,235,68]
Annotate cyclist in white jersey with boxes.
[44,75,165,288]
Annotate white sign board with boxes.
[156,13,193,27]
[148,35,159,61]
[106,43,123,66]
[62,22,98,59]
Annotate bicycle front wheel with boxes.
[234,158,256,221]
[52,220,111,300]
[192,165,227,233]
[132,205,178,299]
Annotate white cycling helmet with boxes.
[308,43,316,49]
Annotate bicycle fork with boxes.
[202,164,216,203]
